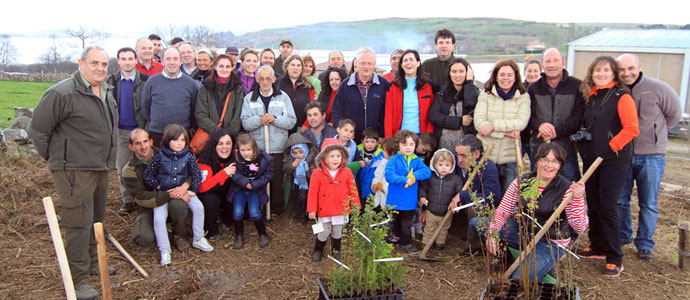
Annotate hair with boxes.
[318,67,348,103]
[302,55,316,76]
[580,56,629,104]
[458,134,484,155]
[541,48,565,62]
[381,137,398,157]
[442,57,471,103]
[393,49,429,90]
[484,59,526,94]
[361,127,380,140]
[305,101,325,115]
[148,34,162,41]
[524,59,541,71]
[395,129,420,148]
[348,58,357,76]
[283,54,312,89]
[355,47,376,63]
[117,47,137,59]
[390,49,404,60]
[170,37,184,45]
[257,64,275,77]
[433,150,455,165]
[260,48,275,59]
[235,133,260,161]
[320,144,348,170]
[533,142,566,168]
[418,132,437,150]
[328,50,344,62]
[80,46,107,61]
[337,118,356,130]
[204,53,240,92]
[128,128,149,145]
[162,47,180,60]
[161,124,189,150]
[177,41,195,52]
[135,38,152,49]
[197,128,236,167]
[240,49,259,63]
[434,28,456,44]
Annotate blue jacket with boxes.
[144,146,202,193]
[331,72,389,142]
[356,144,384,201]
[385,153,431,211]
[455,159,502,208]
[226,150,274,205]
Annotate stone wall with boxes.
[0,71,70,82]
[1,107,39,159]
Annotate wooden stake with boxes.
[42,197,77,300]
[264,125,271,220]
[514,138,523,175]
[94,223,112,300]
[679,220,690,270]
[106,232,149,278]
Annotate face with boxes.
[303,61,314,76]
[292,148,304,159]
[434,159,453,176]
[196,53,212,71]
[128,131,152,159]
[279,43,293,57]
[306,107,325,128]
[454,145,479,170]
[136,40,153,61]
[151,40,162,55]
[449,63,467,87]
[537,150,561,181]
[239,143,254,160]
[435,37,454,59]
[78,49,108,86]
[399,137,416,156]
[496,65,516,92]
[542,50,564,80]
[390,53,402,73]
[228,54,239,64]
[356,52,375,80]
[287,59,303,80]
[162,49,181,77]
[215,135,233,159]
[362,137,378,152]
[242,53,258,75]
[336,124,355,142]
[592,61,615,87]
[260,51,275,66]
[117,51,137,73]
[256,68,276,90]
[169,134,186,152]
[416,143,432,156]
[524,63,541,84]
[329,52,343,67]
[616,55,641,85]
[329,71,342,91]
[401,53,420,77]
[325,149,343,171]
[215,58,233,79]
[179,44,195,65]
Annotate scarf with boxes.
[291,143,309,190]
[495,84,517,100]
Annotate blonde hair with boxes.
[433,150,455,165]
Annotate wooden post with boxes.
[264,125,271,220]
[679,220,690,271]
[42,197,77,300]
[94,223,112,300]
[106,232,149,278]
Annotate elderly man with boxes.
[422,29,456,91]
[179,42,197,76]
[141,47,199,146]
[317,50,346,80]
[527,48,584,182]
[332,47,389,142]
[29,46,117,300]
[616,53,682,260]
[274,39,293,76]
[135,38,163,76]
[191,48,213,81]
[148,34,162,62]
[382,49,403,82]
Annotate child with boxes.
[335,119,360,164]
[419,148,464,250]
[371,137,396,210]
[283,132,318,223]
[143,124,212,266]
[357,127,384,204]
[227,133,273,249]
[412,132,438,238]
[307,139,360,262]
[385,130,432,254]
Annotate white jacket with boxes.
[371,157,390,208]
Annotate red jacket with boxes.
[307,161,360,218]
[198,162,231,194]
[135,60,163,76]
[384,82,434,137]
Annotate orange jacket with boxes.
[384,82,434,137]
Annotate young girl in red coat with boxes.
[307,138,361,262]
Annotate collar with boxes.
[182,64,196,74]
[120,71,136,81]
[347,72,380,86]
[588,80,616,96]
[260,88,273,97]
[138,58,151,69]
[162,70,183,79]
[628,72,644,89]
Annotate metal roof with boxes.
[568,29,690,49]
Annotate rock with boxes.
[0,130,5,152]
[14,107,33,119]
[20,144,40,158]
[10,116,31,131]
[4,142,21,159]
[2,128,31,145]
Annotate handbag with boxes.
[190,91,231,154]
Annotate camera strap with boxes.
[584,88,617,131]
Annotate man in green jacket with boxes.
[422,28,456,92]
[29,46,117,300]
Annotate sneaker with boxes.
[577,247,606,259]
[89,265,116,276]
[193,237,214,252]
[401,244,419,255]
[638,249,654,260]
[173,235,191,253]
[75,283,99,300]
[117,202,134,214]
[602,263,624,277]
[386,234,400,244]
[160,252,171,266]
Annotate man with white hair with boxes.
[331,47,389,142]
[135,38,163,76]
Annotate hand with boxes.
[223,163,237,176]
[300,126,307,133]
[462,115,473,127]
[168,183,189,199]
[246,183,252,189]
[292,159,301,168]
[478,123,494,137]
[359,161,366,168]
[406,178,414,187]
[537,123,557,141]
[419,210,426,226]
[308,212,317,220]
[505,130,521,139]
[486,237,499,256]
[420,197,429,206]
[448,194,460,212]
[181,193,191,203]
[187,190,196,196]
[260,114,275,125]
[572,181,585,198]
[371,184,379,193]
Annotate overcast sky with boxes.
[3,0,687,36]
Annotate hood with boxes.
[315,142,349,171]
[290,143,309,160]
[429,148,456,177]
[284,133,313,155]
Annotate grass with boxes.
[0,80,54,128]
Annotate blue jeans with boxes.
[560,154,581,182]
[233,191,262,221]
[617,154,665,251]
[470,217,565,281]
[497,162,517,194]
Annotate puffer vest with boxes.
[577,88,633,165]
[158,147,192,190]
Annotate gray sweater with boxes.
[141,73,199,133]
[629,73,682,155]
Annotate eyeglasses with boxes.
[538,158,561,165]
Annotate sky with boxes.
[2,0,687,37]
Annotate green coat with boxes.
[195,78,246,133]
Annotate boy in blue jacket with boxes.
[356,127,384,206]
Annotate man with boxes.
[122,129,191,251]
[170,37,184,49]
[382,49,403,82]
[29,46,117,300]
[241,65,297,216]
[178,42,197,76]
[106,47,149,213]
[527,48,584,182]
[191,48,213,81]
[260,48,275,67]
[274,39,293,76]
[422,29,456,91]
[332,47,388,142]
[317,50,346,81]
[141,48,199,145]
[616,53,681,260]
[225,46,241,71]
[148,34,162,62]
[135,38,163,76]
[302,101,337,149]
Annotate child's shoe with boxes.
[401,244,419,255]
[160,252,171,266]
[192,237,214,252]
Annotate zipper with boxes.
[437,177,443,207]
[63,138,68,171]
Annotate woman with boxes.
[195,54,245,135]
[302,55,322,97]
[348,58,357,76]
[197,129,237,240]
[317,67,348,125]
[279,54,315,133]
[575,56,638,277]
[521,59,542,168]
[428,57,480,154]
[470,143,587,282]
[238,49,259,94]
[473,59,530,193]
[192,49,214,81]
[384,49,434,138]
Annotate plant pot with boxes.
[480,279,580,300]
[317,278,405,300]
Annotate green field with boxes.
[0,80,54,128]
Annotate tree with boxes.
[38,35,70,74]
[66,26,111,49]
[151,25,223,48]
[681,24,690,30]
[0,34,18,67]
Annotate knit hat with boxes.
[197,48,214,60]
[279,39,293,47]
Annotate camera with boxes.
[569,128,592,143]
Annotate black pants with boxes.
[198,191,233,237]
[269,153,285,215]
[585,160,630,265]
[392,210,415,246]
[290,185,307,216]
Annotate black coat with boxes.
[428,82,480,140]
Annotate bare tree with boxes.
[66,26,111,49]
[0,34,18,67]
[151,25,223,48]
[38,35,69,73]
[152,25,183,47]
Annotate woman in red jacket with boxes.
[385,49,434,138]
[317,67,348,125]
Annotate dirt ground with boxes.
[1,142,690,300]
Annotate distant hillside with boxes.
[221,17,651,55]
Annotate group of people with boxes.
[28,28,682,300]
